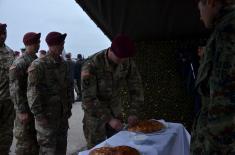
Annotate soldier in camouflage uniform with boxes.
[74,54,84,101]
[191,0,235,154]
[65,52,75,103]
[81,34,144,148]
[27,32,72,155]
[0,23,15,155]
[9,32,41,155]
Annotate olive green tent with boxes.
[76,0,208,40]
[75,0,209,130]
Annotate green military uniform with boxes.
[81,49,144,148]
[74,59,83,101]
[9,53,39,155]
[27,54,72,155]
[0,44,14,155]
[66,59,75,103]
[191,6,235,154]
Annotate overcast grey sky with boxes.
[0,0,110,57]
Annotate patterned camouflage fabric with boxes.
[27,54,72,155]
[81,49,144,148]
[66,59,75,103]
[0,44,14,155]
[9,53,39,155]
[191,6,235,154]
[74,59,84,101]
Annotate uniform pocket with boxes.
[97,72,113,97]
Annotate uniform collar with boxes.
[0,44,10,54]
[104,49,118,72]
[47,53,64,63]
[0,44,6,48]
[0,44,6,49]
[24,52,38,59]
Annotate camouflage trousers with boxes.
[14,112,39,155]
[35,115,69,155]
[191,128,235,155]
[83,113,117,149]
[191,108,235,154]
[0,99,15,155]
[74,80,81,100]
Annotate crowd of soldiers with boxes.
[0,26,85,155]
[1,0,235,154]
[0,22,144,155]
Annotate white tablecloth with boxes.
[79,122,190,155]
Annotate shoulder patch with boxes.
[27,66,35,73]
[9,65,16,70]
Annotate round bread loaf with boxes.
[89,146,140,155]
[113,146,140,155]
[128,120,165,133]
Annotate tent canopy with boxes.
[76,0,208,41]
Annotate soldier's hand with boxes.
[108,118,123,131]
[18,113,29,125]
[128,115,139,127]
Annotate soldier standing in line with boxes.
[27,32,72,155]
[0,23,15,155]
[81,34,144,148]
[74,53,83,101]
[191,0,235,154]
[65,52,75,103]
[9,32,41,155]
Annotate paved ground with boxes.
[10,102,87,155]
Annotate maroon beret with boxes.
[46,32,67,46]
[23,32,41,46]
[0,23,7,34]
[111,34,136,58]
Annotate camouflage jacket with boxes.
[193,7,235,151]
[74,59,84,81]
[81,49,144,121]
[0,44,14,101]
[27,54,72,119]
[9,53,37,113]
[66,59,75,103]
